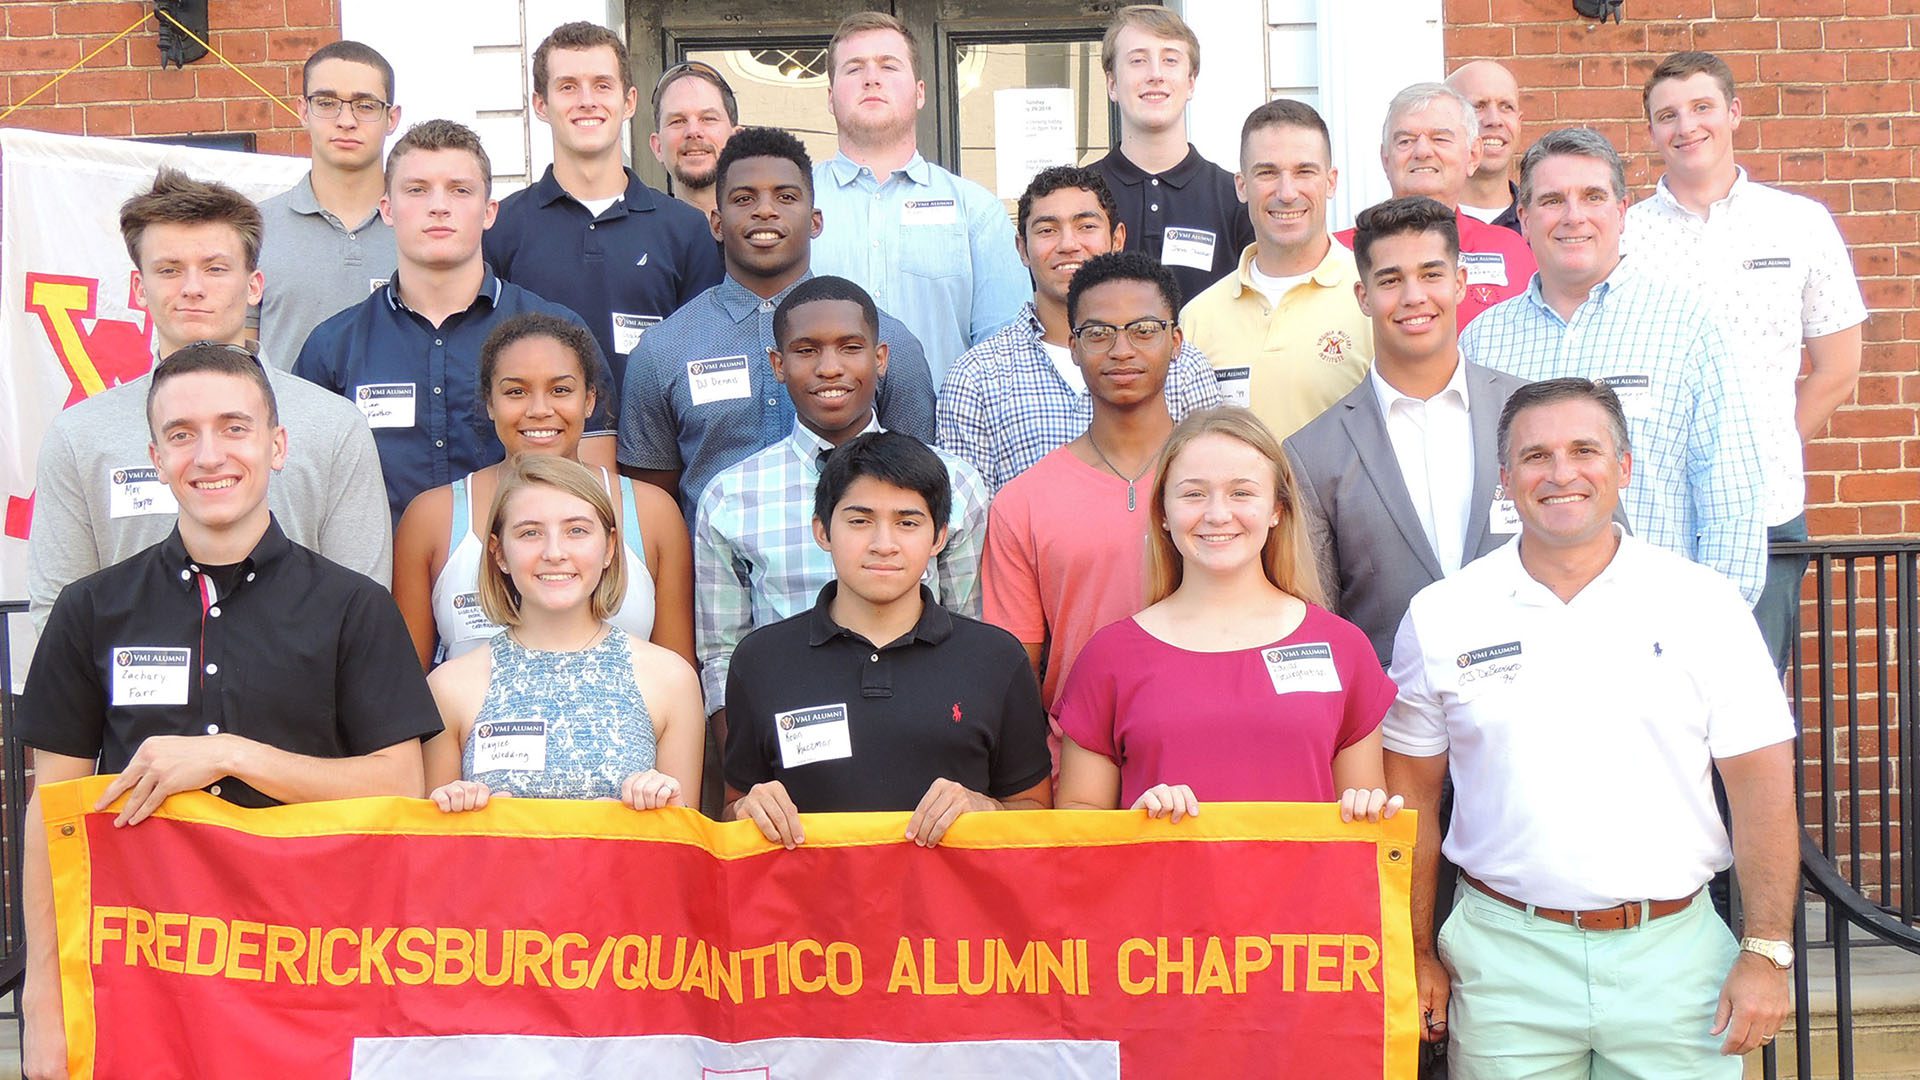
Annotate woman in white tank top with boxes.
[394,313,693,669]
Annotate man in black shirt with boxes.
[1088,5,1254,307]
[723,432,1050,848]
[18,343,440,1077]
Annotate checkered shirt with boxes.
[1460,258,1767,603]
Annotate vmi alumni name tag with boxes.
[687,356,751,406]
[777,703,853,769]
[472,719,547,774]
[108,465,178,519]
[1262,643,1342,694]
[110,646,190,707]
[354,383,416,428]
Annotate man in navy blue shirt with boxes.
[619,126,936,519]
[484,22,723,402]
[296,120,615,521]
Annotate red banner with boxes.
[43,777,1417,1078]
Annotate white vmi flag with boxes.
[350,1033,1122,1078]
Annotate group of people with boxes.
[13,3,1867,1077]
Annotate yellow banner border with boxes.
[42,777,1417,1078]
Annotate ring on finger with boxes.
[1760,1034,1775,1043]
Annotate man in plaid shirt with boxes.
[1461,127,1766,604]
[694,277,987,738]
[936,166,1220,493]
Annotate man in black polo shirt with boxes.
[1089,5,1253,308]
[18,344,439,1076]
[485,21,724,401]
[723,432,1050,849]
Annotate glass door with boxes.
[630,0,1123,203]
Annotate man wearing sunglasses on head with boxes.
[257,41,402,369]
[485,22,724,412]
[649,60,741,219]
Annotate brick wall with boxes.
[1444,0,1916,895]
[1444,0,1920,540]
[0,0,343,156]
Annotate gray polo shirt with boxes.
[27,360,393,634]
[256,174,397,369]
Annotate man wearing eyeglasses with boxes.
[485,22,724,409]
[982,251,1184,757]
[257,41,402,369]
[649,60,741,218]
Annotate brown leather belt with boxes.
[1464,874,1700,931]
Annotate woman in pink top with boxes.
[1055,407,1403,823]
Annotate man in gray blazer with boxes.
[1286,196,1527,665]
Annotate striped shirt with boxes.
[936,303,1223,492]
[692,418,989,710]
[1460,258,1767,603]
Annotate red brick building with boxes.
[3,0,1910,539]
[1445,0,1917,539]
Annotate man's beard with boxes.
[671,141,719,191]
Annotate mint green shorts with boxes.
[1438,882,1743,1079]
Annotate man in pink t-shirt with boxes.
[983,251,1183,738]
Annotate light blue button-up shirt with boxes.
[1460,257,1766,604]
[811,151,1028,386]
[616,273,936,519]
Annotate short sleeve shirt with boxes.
[692,418,991,710]
[616,273,937,518]
[1381,532,1793,908]
[27,363,394,635]
[1091,145,1255,309]
[1180,241,1374,440]
[810,152,1028,384]
[981,447,1154,711]
[257,174,398,368]
[19,519,442,808]
[484,166,724,404]
[1055,607,1394,808]
[1625,170,1867,525]
[293,269,615,520]
[936,302,1223,491]
[723,585,1051,813]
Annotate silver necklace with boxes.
[1086,434,1156,512]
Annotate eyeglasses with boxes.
[304,94,390,121]
[651,60,737,113]
[1070,318,1176,353]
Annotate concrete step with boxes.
[1744,941,1920,1080]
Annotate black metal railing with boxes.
[1766,540,1920,1080]
[0,599,27,1015]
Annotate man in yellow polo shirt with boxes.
[1181,99,1372,439]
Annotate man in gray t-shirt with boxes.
[27,171,391,636]
[255,40,401,367]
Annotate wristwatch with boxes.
[1740,937,1794,969]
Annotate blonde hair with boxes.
[827,11,919,81]
[479,455,626,626]
[1101,5,1201,78]
[1145,408,1325,607]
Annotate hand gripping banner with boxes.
[42,777,1418,1078]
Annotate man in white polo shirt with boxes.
[1383,377,1797,1076]
[1626,50,1866,672]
